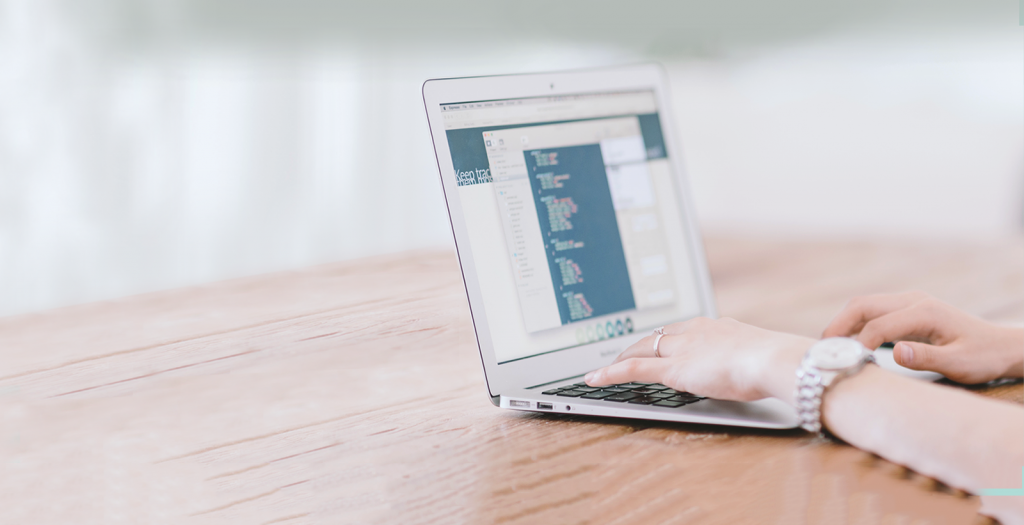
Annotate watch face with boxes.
[809,338,866,370]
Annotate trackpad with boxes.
[875,347,943,382]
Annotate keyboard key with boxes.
[663,389,701,398]
[600,387,629,393]
[581,390,616,399]
[649,392,674,399]
[542,388,564,395]
[631,388,659,394]
[572,382,588,387]
[556,390,586,397]
[654,400,687,408]
[604,392,639,402]
[666,395,699,404]
[627,396,660,405]
[574,386,600,393]
[646,384,671,391]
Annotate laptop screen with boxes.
[441,90,704,364]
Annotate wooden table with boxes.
[1,237,1021,524]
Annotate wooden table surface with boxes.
[1,237,1021,524]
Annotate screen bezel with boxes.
[422,64,718,398]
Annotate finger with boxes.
[612,334,660,364]
[896,341,1003,384]
[822,292,928,338]
[856,306,939,350]
[894,341,946,373]
[614,323,701,363]
[585,358,669,387]
[662,318,700,335]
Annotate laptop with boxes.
[422,64,799,429]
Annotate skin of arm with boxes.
[585,317,1024,524]
[823,366,1023,522]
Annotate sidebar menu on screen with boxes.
[485,133,563,333]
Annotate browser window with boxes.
[443,91,703,363]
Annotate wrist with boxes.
[998,326,1024,378]
[761,336,814,406]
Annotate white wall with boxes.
[0,0,1020,316]
[671,30,1023,239]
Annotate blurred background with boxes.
[1,0,1021,317]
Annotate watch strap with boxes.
[795,349,875,436]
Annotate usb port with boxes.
[537,402,553,410]
[509,400,530,408]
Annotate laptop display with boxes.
[440,91,706,364]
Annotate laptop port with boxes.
[509,400,530,408]
[537,402,553,410]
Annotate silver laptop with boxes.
[422,64,799,429]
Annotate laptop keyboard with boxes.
[541,382,705,408]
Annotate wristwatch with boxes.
[795,337,876,435]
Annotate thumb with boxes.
[893,341,943,372]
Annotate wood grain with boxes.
[0,237,1020,524]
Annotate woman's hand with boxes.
[585,317,813,405]
[822,292,1024,384]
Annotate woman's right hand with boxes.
[585,317,812,404]
[822,292,1023,384]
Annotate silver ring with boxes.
[653,326,666,357]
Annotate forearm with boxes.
[822,366,1023,492]
[760,338,1024,521]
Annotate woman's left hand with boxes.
[584,317,813,404]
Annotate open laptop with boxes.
[422,64,799,429]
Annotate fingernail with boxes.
[584,371,595,383]
[899,342,914,365]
